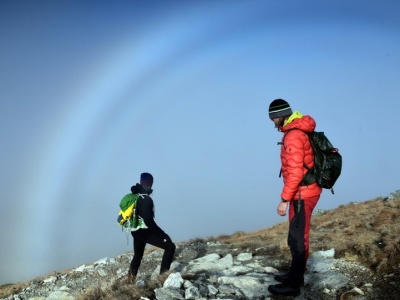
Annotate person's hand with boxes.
[277,201,288,216]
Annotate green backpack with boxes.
[117,193,147,231]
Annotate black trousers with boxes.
[287,200,306,284]
[130,230,176,275]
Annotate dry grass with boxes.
[0,270,69,299]
[219,197,400,274]
[0,282,30,299]
[76,272,170,300]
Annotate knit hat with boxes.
[268,99,292,119]
[140,172,153,188]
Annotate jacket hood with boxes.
[281,111,316,133]
[131,183,153,195]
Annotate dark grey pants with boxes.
[130,230,176,275]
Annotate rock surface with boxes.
[1,240,378,300]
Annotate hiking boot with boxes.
[274,273,304,285]
[268,283,301,296]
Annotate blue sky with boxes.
[1,0,399,284]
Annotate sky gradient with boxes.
[1,0,399,284]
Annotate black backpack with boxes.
[300,131,342,194]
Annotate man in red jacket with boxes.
[267,99,322,296]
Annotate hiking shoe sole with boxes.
[268,283,301,296]
[274,274,304,286]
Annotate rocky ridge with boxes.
[1,240,380,300]
[3,191,400,300]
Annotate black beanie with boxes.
[268,99,292,119]
[140,172,153,188]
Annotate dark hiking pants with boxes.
[287,195,319,284]
[130,230,176,275]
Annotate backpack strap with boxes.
[135,194,146,214]
[300,131,317,186]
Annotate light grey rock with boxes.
[97,268,107,277]
[136,279,146,288]
[384,190,400,201]
[4,242,375,300]
[184,254,233,274]
[218,275,269,299]
[163,273,184,288]
[308,258,336,273]
[313,209,328,216]
[221,265,252,276]
[310,248,335,259]
[184,286,200,299]
[154,287,184,300]
[309,270,350,290]
[207,284,218,296]
[183,280,193,289]
[45,291,74,300]
[236,253,252,262]
[43,276,57,284]
[217,284,237,295]
[263,266,279,274]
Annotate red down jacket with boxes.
[279,112,322,201]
